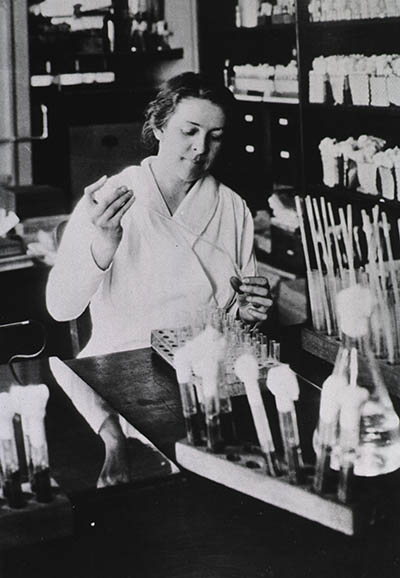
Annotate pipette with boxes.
[234,353,278,476]
[267,364,304,483]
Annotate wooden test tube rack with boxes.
[0,479,73,550]
[175,440,378,536]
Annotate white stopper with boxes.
[10,385,49,448]
[267,364,299,412]
[174,345,192,384]
[10,385,49,418]
[319,374,347,423]
[190,325,223,376]
[336,284,374,338]
[234,353,259,393]
[190,326,226,398]
[0,392,15,440]
[9,385,25,416]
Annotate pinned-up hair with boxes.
[142,71,236,149]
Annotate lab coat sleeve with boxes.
[46,195,109,322]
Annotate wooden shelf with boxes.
[30,48,184,78]
[307,183,400,210]
[301,327,400,398]
[112,47,184,61]
[305,17,400,29]
[304,103,400,117]
[228,22,296,33]
[235,92,299,104]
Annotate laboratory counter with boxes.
[0,338,400,578]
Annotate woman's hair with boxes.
[142,72,236,149]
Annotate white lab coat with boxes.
[46,157,256,356]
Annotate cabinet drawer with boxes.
[272,148,299,186]
[236,103,266,137]
[270,224,304,273]
[271,109,300,147]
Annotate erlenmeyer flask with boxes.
[336,284,400,478]
[355,339,400,477]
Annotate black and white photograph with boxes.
[1,1,400,576]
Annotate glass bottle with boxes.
[355,338,400,478]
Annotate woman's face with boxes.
[154,97,226,182]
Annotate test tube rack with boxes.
[151,329,248,396]
[0,478,73,550]
[150,328,179,367]
[175,440,377,536]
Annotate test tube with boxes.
[0,392,25,508]
[174,347,203,446]
[176,311,194,348]
[218,364,236,445]
[267,365,304,484]
[190,326,225,452]
[270,340,281,362]
[202,366,223,453]
[235,353,279,476]
[11,385,52,503]
[313,374,345,494]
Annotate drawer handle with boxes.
[244,114,254,123]
[245,144,255,153]
[280,150,290,159]
[278,117,289,126]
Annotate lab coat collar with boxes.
[140,156,219,237]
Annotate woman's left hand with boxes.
[237,276,273,324]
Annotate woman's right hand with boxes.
[85,175,135,270]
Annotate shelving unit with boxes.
[197,0,301,213]
[303,17,400,28]
[25,0,193,198]
[197,1,400,363]
[307,183,400,208]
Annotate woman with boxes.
[46,72,273,357]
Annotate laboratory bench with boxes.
[0,336,400,578]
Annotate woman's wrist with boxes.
[91,230,121,270]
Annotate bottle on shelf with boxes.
[223,59,235,91]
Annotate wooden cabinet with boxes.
[196,1,400,221]
[197,0,301,212]
[0,265,72,363]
